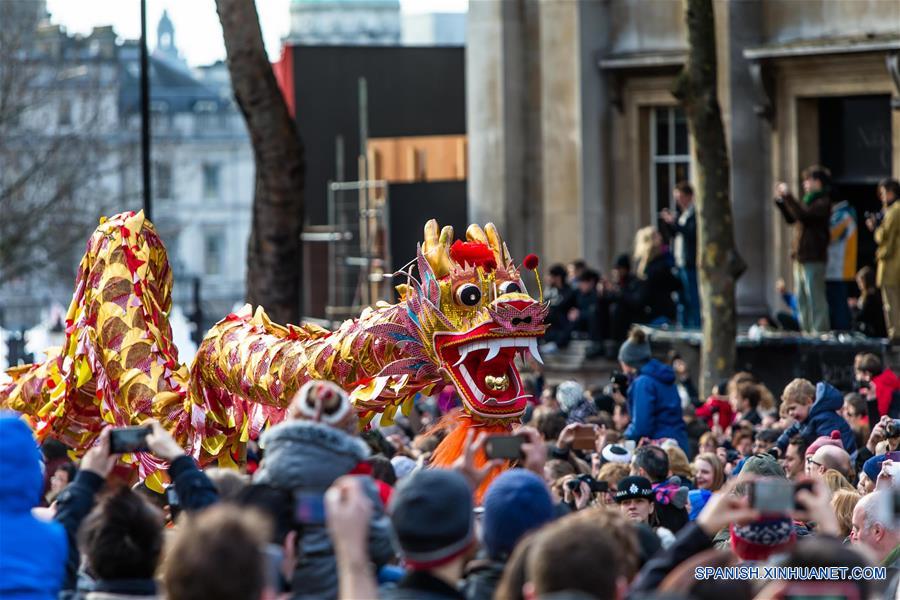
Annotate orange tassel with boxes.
[428,410,511,503]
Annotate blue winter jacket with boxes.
[624,360,690,454]
[0,414,67,600]
[776,382,857,456]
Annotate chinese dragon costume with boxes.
[1,211,547,492]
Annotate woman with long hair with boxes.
[692,452,725,492]
[633,226,682,325]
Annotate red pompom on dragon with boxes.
[1,212,547,492]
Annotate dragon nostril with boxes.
[511,317,522,326]
[522,317,532,324]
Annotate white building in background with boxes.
[287,0,402,45]
[0,8,253,343]
[286,0,465,46]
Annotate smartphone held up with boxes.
[108,426,152,454]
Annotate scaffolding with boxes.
[311,179,392,324]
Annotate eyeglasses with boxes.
[806,457,823,467]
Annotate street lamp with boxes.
[140,0,152,220]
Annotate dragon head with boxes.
[378,220,547,422]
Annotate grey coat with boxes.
[255,420,397,600]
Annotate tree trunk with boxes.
[216,0,305,325]
[673,0,746,396]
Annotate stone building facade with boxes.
[467,0,900,317]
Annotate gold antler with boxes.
[484,223,511,268]
[423,219,453,277]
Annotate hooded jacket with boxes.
[624,360,690,455]
[253,420,396,600]
[776,382,857,456]
[0,415,67,600]
[873,368,900,418]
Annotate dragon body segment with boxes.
[1,211,546,490]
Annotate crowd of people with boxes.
[543,173,900,358]
[5,327,900,600]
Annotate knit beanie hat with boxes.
[861,452,900,481]
[688,488,712,521]
[618,328,651,369]
[390,455,416,480]
[737,453,786,478]
[556,381,585,413]
[389,469,474,569]
[481,469,555,560]
[805,430,843,456]
[730,517,796,561]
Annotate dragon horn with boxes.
[466,223,488,245]
[422,219,452,277]
[484,223,510,267]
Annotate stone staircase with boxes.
[532,339,619,387]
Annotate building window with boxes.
[650,107,691,218]
[204,232,223,275]
[154,162,172,200]
[203,163,220,199]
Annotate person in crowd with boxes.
[567,259,587,288]
[858,453,890,496]
[692,453,725,492]
[613,475,656,528]
[463,469,554,600]
[731,430,753,458]
[668,351,700,411]
[522,511,633,600]
[660,181,700,329]
[822,469,856,494]
[831,489,862,539]
[47,462,77,505]
[773,166,832,333]
[826,191,858,330]
[252,380,396,600]
[752,429,781,455]
[600,253,642,350]
[760,536,873,600]
[384,469,474,600]
[852,266,888,338]
[204,467,249,501]
[781,435,808,481]
[0,414,67,600]
[855,352,900,419]
[78,487,164,600]
[730,382,762,426]
[555,380,596,424]
[542,264,573,348]
[164,504,273,600]
[664,445,694,488]
[806,444,853,481]
[771,277,802,331]
[868,177,900,342]
[695,381,734,431]
[851,490,900,570]
[775,379,857,456]
[843,392,871,449]
[631,445,689,533]
[632,226,682,325]
[541,269,603,357]
[618,327,690,454]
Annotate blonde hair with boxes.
[823,469,855,494]
[633,226,661,278]
[693,453,725,491]
[782,378,815,407]
[831,490,861,538]
[596,462,630,488]
[666,446,693,481]
[698,432,717,452]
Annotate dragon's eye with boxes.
[499,281,521,295]
[455,283,482,306]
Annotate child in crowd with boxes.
[775,379,857,457]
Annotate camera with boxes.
[886,420,900,439]
[607,371,629,396]
[565,474,609,494]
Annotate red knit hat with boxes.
[804,430,843,456]
[730,517,796,561]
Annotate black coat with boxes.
[637,254,682,324]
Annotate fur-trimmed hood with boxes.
[254,420,370,491]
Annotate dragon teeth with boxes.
[527,338,543,364]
